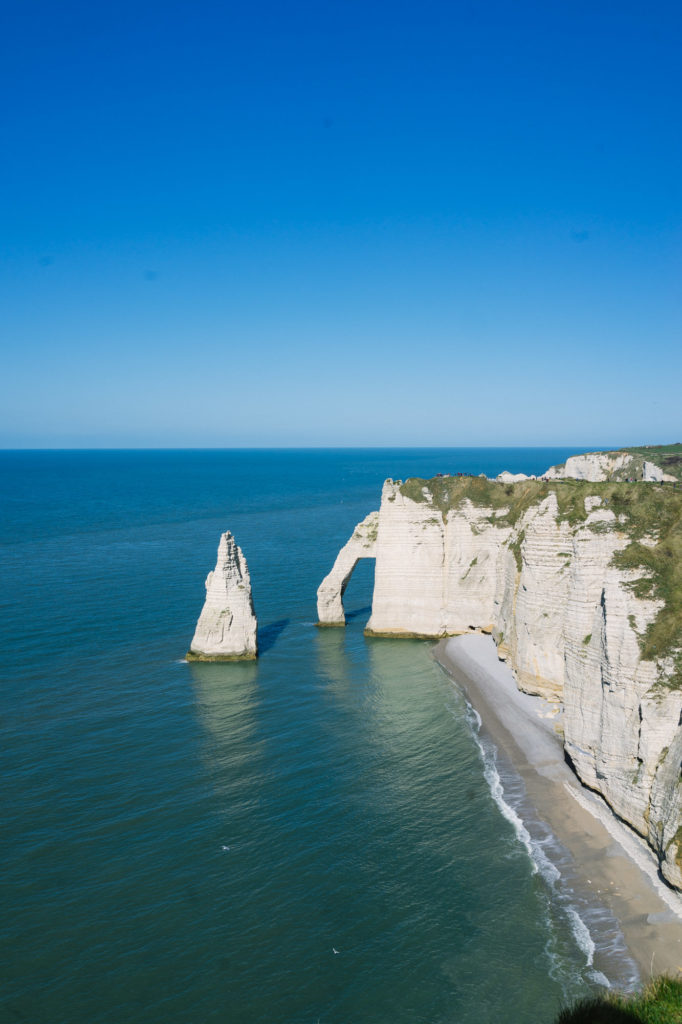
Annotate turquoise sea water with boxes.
[1,448,629,1024]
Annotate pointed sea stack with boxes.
[187,531,258,661]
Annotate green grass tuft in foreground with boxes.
[554,976,682,1024]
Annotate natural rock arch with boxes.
[316,511,378,625]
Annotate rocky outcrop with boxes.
[544,452,633,481]
[188,531,258,661]
[496,471,534,484]
[543,450,676,483]
[321,476,682,889]
[643,460,677,483]
[317,511,378,625]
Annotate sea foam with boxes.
[461,697,638,993]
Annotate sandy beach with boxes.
[434,634,682,986]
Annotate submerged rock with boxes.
[187,531,258,661]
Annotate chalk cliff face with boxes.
[643,460,677,483]
[322,478,682,888]
[545,452,633,481]
[188,531,258,661]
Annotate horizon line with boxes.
[0,443,661,454]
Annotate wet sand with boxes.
[434,634,682,984]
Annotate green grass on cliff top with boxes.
[398,475,682,687]
[554,976,682,1024]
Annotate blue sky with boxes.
[1,0,680,447]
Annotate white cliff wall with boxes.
[545,452,632,481]
[643,460,677,483]
[366,482,453,635]
[364,480,682,888]
[366,481,511,637]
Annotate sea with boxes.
[0,448,639,1024]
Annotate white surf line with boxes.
[565,906,596,966]
[481,739,540,874]
[564,782,682,921]
[460,696,636,985]
[441,650,645,985]
[465,699,561,884]
[480,744,628,986]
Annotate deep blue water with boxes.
[2,447,616,1023]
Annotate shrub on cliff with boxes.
[555,976,682,1024]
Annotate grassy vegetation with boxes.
[509,528,525,571]
[398,473,681,536]
[608,486,682,684]
[356,519,378,544]
[399,474,559,527]
[554,976,682,1023]
[397,475,682,687]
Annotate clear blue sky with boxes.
[2,0,680,447]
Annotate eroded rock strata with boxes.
[320,470,682,889]
[188,531,258,661]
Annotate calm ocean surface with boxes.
[2,448,625,1024]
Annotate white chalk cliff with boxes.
[496,471,534,483]
[643,460,678,483]
[317,511,378,624]
[188,531,258,661]
[320,478,682,889]
[543,451,677,483]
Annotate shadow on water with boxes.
[346,604,372,622]
[257,618,289,654]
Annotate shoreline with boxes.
[433,634,682,986]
